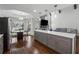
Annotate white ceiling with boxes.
[0,4,73,17]
[0,10,33,18]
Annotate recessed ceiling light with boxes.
[33,10,37,12]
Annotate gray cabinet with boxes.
[55,36,72,53]
[48,35,57,50]
[35,31,48,45]
[34,31,73,54]
[48,35,72,53]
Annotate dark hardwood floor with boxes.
[33,40,59,54]
[6,36,58,54]
[5,36,79,54]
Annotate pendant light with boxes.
[54,4,58,18]
[59,9,61,14]
[74,4,77,10]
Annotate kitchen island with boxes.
[34,30,76,54]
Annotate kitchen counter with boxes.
[35,30,76,54]
[35,30,76,39]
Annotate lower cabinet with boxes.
[48,35,72,53]
[34,31,72,54]
[47,35,57,51]
[34,31,48,46]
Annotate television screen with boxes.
[40,19,48,26]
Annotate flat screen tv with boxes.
[40,19,48,26]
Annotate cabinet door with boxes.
[34,31,40,40]
[48,34,57,50]
[39,32,48,45]
[34,31,48,45]
[55,36,72,54]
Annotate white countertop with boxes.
[35,30,76,39]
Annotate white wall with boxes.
[51,5,79,34]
